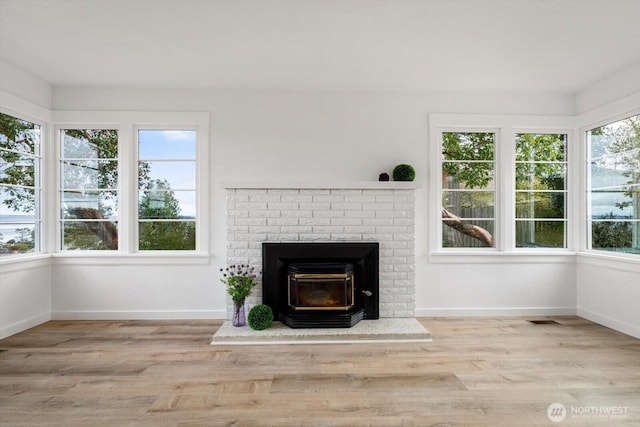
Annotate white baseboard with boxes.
[416,307,577,317]
[50,310,226,321]
[0,312,51,339]
[577,307,640,339]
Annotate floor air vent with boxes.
[527,319,560,325]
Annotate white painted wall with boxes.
[577,256,640,338]
[0,59,52,109]
[51,258,222,320]
[0,258,52,339]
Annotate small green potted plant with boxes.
[220,264,258,327]
[392,164,416,181]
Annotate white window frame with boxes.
[429,114,575,263]
[513,129,570,250]
[134,126,199,252]
[582,109,640,259]
[0,107,46,258]
[439,128,500,251]
[57,126,120,252]
[51,111,210,264]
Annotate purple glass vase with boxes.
[232,300,246,327]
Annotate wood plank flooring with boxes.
[1,317,639,426]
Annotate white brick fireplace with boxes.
[223,182,417,320]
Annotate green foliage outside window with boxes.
[138,179,195,250]
[0,112,40,255]
[589,115,640,254]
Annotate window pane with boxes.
[138,190,195,219]
[516,192,565,219]
[0,222,36,255]
[587,114,640,254]
[516,133,566,162]
[138,221,195,250]
[61,129,118,159]
[442,132,494,161]
[442,162,494,189]
[442,191,494,218]
[62,160,118,189]
[591,220,639,254]
[60,129,118,251]
[442,219,495,248]
[139,161,195,189]
[515,164,566,190]
[62,221,118,250]
[0,186,35,215]
[61,190,118,219]
[138,130,196,159]
[516,220,565,248]
[0,114,40,154]
[0,152,35,185]
[590,187,636,219]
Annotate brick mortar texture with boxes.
[225,188,415,319]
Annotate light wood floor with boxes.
[1,317,638,426]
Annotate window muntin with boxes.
[0,112,41,256]
[137,129,196,251]
[587,114,640,254]
[515,133,568,248]
[441,131,496,248]
[60,129,119,251]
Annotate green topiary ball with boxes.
[248,304,274,330]
[392,164,416,181]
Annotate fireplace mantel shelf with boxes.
[221,180,420,190]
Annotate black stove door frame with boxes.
[262,242,379,321]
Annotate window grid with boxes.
[0,112,42,256]
[514,133,568,249]
[59,129,119,251]
[441,131,496,249]
[137,129,197,251]
[587,114,640,255]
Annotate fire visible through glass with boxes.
[288,263,354,311]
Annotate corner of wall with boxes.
[0,59,53,112]
[575,61,640,116]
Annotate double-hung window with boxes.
[137,129,197,251]
[0,112,42,256]
[441,131,496,248]
[59,129,119,251]
[515,133,568,248]
[587,114,640,255]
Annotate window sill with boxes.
[428,251,577,264]
[51,252,211,266]
[0,254,52,271]
[577,252,640,273]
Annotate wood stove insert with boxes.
[262,242,379,328]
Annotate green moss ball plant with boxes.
[247,304,274,330]
[392,164,416,181]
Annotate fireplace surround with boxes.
[263,242,379,328]
[223,183,417,322]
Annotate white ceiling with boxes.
[1,0,639,94]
